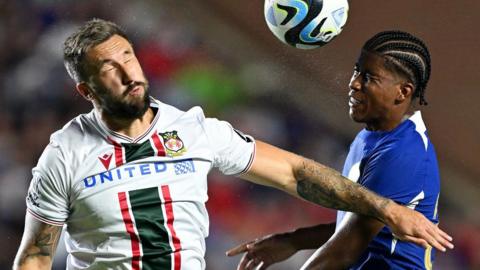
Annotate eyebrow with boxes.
[99,59,114,65]
[97,50,132,65]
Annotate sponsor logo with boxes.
[160,131,187,157]
[174,160,195,175]
[83,159,196,188]
[98,152,113,170]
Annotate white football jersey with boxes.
[26,98,256,270]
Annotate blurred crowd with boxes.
[0,1,478,269]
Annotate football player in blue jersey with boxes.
[228,31,446,270]
[14,18,453,270]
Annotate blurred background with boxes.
[1,0,479,269]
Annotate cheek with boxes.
[132,61,146,77]
[363,90,387,112]
[99,73,122,88]
[370,93,395,115]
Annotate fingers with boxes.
[237,253,267,270]
[418,220,453,251]
[227,242,250,257]
[436,227,454,246]
[401,235,429,249]
[436,226,453,241]
[245,258,257,270]
[394,222,454,252]
[258,261,267,270]
[426,225,454,251]
[424,227,446,252]
[391,206,454,252]
[238,253,249,270]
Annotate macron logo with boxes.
[99,153,113,170]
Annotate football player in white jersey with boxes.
[13,19,452,270]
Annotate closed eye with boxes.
[100,66,115,73]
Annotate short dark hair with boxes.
[362,31,431,105]
[63,18,131,83]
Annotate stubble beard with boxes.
[96,82,151,120]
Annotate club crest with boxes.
[160,131,186,156]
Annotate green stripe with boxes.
[123,141,155,163]
[129,187,172,270]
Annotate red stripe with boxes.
[27,209,64,226]
[151,132,166,156]
[109,137,124,166]
[161,185,182,270]
[118,192,141,270]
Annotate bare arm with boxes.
[302,213,383,269]
[226,223,336,270]
[13,212,62,270]
[242,141,452,251]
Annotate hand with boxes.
[226,233,298,270]
[385,203,454,251]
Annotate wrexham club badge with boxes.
[160,131,187,157]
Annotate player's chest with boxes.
[70,125,214,198]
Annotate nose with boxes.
[349,72,361,92]
[120,63,135,85]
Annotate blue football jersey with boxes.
[337,111,440,270]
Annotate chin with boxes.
[349,111,366,124]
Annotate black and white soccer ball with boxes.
[264,0,349,49]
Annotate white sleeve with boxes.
[26,140,69,226]
[202,117,255,175]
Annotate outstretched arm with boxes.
[13,212,62,270]
[226,223,336,270]
[301,213,383,269]
[242,141,452,251]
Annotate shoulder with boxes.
[36,111,103,176]
[154,98,208,125]
[374,121,429,161]
[156,100,231,135]
[48,112,95,150]
[34,113,92,170]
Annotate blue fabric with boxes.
[337,114,440,269]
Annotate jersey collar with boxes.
[93,96,162,143]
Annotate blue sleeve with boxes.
[359,140,425,205]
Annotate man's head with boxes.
[348,31,431,130]
[64,18,149,120]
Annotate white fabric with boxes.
[26,98,255,269]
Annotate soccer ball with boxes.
[264,0,349,49]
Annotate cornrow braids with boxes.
[362,31,431,105]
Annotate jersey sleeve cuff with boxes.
[27,208,65,226]
[234,141,256,176]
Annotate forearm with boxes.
[14,229,57,270]
[14,240,56,270]
[13,213,61,270]
[303,246,356,270]
[302,213,384,270]
[294,158,393,224]
[285,223,336,251]
[13,257,53,270]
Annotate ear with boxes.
[396,82,414,103]
[76,82,94,101]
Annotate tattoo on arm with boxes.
[16,222,62,268]
[295,159,391,221]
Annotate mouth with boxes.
[126,85,143,96]
[348,96,362,107]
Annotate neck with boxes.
[366,108,414,132]
[100,108,155,139]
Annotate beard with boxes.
[94,81,151,120]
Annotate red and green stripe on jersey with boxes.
[109,131,166,167]
[118,185,181,270]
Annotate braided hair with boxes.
[362,31,431,105]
